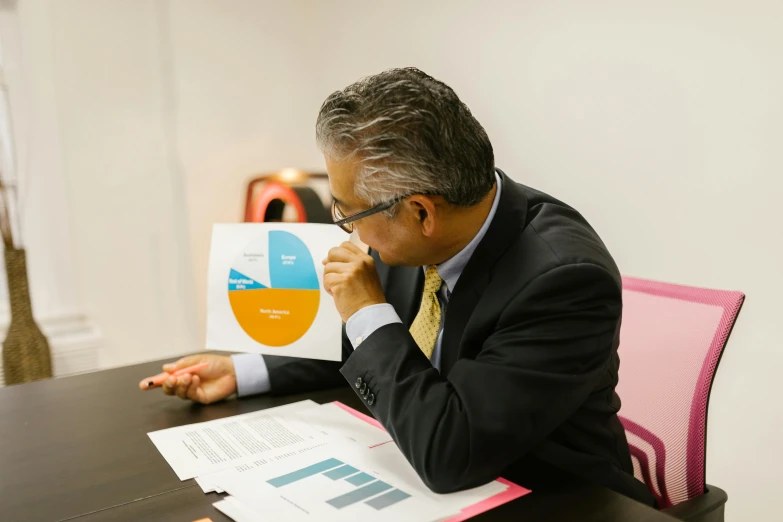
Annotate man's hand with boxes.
[323,241,386,322]
[139,354,237,405]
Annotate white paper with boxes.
[196,475,224,494]
[207,223,346,361]
[209,444,451,522]
[190,406,509,521]
[195,439,332,493]
[286,403,393,448]
[195,403,391,493]
[147,400,323,480]
[362,442,508,513]
[214,496,272,522]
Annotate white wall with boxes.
[31,0,197,367]
[13,0,781,517]
[0,0,81,323]
[165,0,327,338]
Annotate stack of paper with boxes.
[148,401,529,521]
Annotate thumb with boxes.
[162,355,203,373]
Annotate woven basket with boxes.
[1,247,52,385]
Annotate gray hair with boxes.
[316,68,495,215]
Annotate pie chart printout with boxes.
[228,230,320,346]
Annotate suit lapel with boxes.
[440,170,529,376]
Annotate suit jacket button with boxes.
[355,377,363,389]
[367,393,375,406]
[359,383,367,394]
[362,387,370,398]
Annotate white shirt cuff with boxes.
[231,353,271,397]
[345,303,402,349]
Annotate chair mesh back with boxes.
[616,277,743,508]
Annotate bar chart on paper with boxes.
[266,457,414,511]
[228,230,320,346]
[205,442,516,521]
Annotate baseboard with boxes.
[0,314,102,387]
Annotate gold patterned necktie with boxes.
[409,265,444,359]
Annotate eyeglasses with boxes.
[331,196,407,233]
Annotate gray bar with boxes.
[267,458,343,487]
[326,480,393,509]
[366,489,411,510]
[345,472,374,486]
[323,464,359,480]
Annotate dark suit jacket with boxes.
[262,169,654,506]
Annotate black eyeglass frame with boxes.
[331,196,409,233]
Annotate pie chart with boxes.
[228,230,320,346]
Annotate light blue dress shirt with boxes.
[232,171,502,395]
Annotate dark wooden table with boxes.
[0,359,678,522]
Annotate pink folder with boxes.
[332,401,531,521]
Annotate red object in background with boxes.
[247,181,307,223]
[244,172,331,224]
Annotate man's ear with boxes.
[406,195,438,237]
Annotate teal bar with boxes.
[267,458,343,487]
[326,480,393,509]
[366,489,411,510]
[323,464,359,480]
[345,472,374,486]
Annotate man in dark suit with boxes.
[146,68,654,506]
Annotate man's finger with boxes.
[162,359,182,372]
[189,376,209,404]
[323,272,345,296]
[323,273,336,295]
[162,355,199,373]
[175,374,191,399]
[340,241,366,255]
[323,261,355,275]
[325,246,358,263]
[186,375,202,403]
[162,375,177,395]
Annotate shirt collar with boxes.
[426,170,503,295]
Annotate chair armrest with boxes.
[661,484,727,522]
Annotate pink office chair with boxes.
[616,276,744,522]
